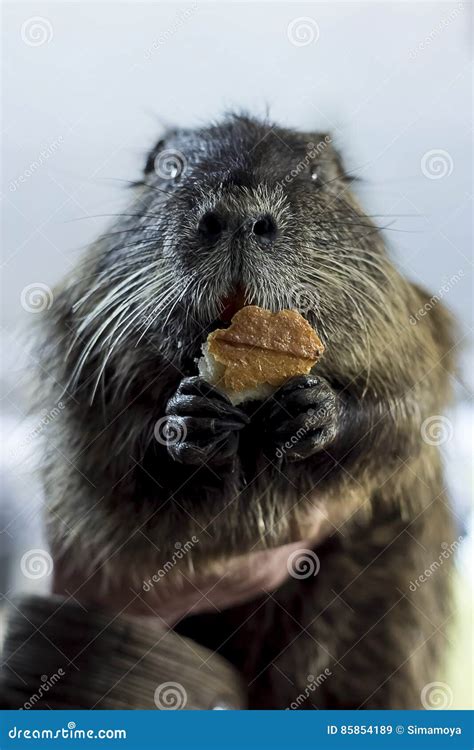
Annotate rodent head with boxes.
[70,114,393,392]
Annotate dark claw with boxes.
[266,374,339,462]
[275,374,321,396]
[167,430,239,466]
[275,421,338,461]
[174,375,233,403]
[167,392,249,423]
[169,415,247,438]
[269,383,331,420]
[167,377,250,424]
[164,377,248,467]
[273,411,321,440]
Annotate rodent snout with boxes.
[251,214,278,244]
[197,211,226,242]
[198,210,278,245]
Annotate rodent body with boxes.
[40,114,456,708]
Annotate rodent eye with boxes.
[310,167,321,186]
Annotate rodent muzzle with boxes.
[197,211,226,242]
[198,210,278,246]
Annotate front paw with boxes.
[266,375,339,461]
[163,376,249,466]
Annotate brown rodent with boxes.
[39,114,457,708]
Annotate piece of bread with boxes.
[198,306,324,405]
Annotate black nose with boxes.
[252,214,278,243]
[198,211,226,242]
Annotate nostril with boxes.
[252,214,278,242]
[198,211,225,241]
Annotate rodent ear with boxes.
[299,131,337,165]
[305,134,357,183]
[330,145,353,181]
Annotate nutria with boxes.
[39,113,456,708]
